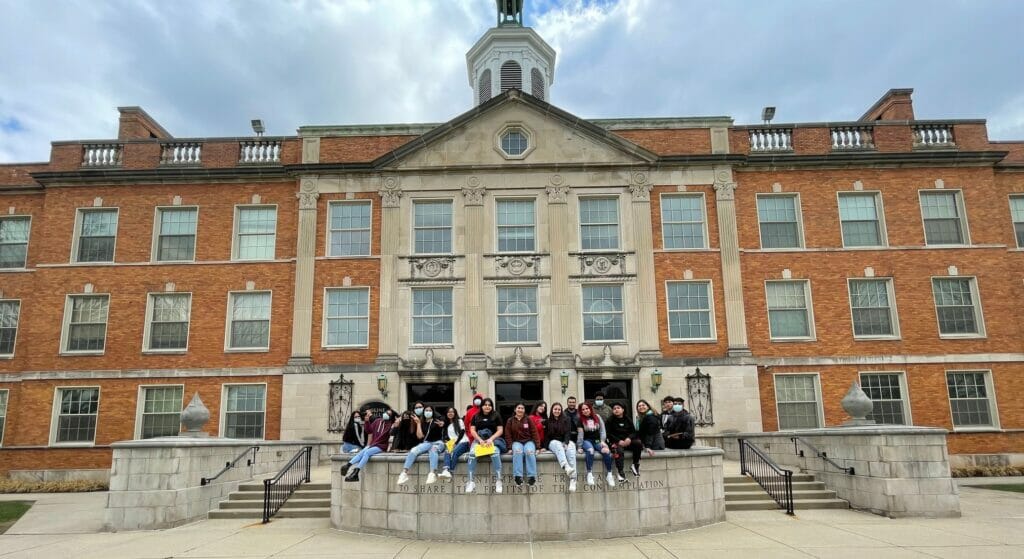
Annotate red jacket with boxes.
[463,393,485,443]
[528,413,545,443]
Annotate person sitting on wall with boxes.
[544,402,578,492]
[506,402,542,486]
[664,397,696,450]
[445,392,485,477]
[636,399,665,451]
[340,410,366,454]
[660,395,675,431]
[465,397,506,494]
[564,396,580,432]
[606,402,653,480]
[577,401,616,487]
[397,404,446,486]
[391,404,425,452]
[438,406,465,480]
[342,409,393,482]
[592,392,612,422]
[529,401,548,446]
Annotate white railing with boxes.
[160,142,202,165]
[830,125,875,150]
[913,123,956,148]
[81,143,123,167]
[748,128,793,153]
[239,140,282,164]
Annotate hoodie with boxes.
[365,417,392,452]
[604,413,637,446]
[463,393,485,443]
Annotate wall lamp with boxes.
[468,371,479,392]
[560,370,570,394]
[650,369,663,393]
[376,374,388,398]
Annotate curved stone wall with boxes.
[330,448,725,541]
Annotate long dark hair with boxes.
[531,401,548,420]
[479,397,500,421]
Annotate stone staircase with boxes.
[724,472,849,511]
[208,482,331,519]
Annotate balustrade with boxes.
[913,123,956,148]
[748,128,793,153]
[160,141,202,165]
[239,140,282,164]
[81,143,123,167]
[830,125,875,150]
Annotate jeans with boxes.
[341,442,362,453]
[348,446,383,469]
[511,441,537,478]
[466,439,506,480]
[403,440,445,471]
[612,439,644,472]
[547,440,577,477]
[446,441,470,472]
[581,439,613,473]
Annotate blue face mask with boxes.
[595,399,604,407]
[354,417,362,424]
[672,404,683,413]
[381,413,390,421]
[414,407,423,416]
[424,411,433,419]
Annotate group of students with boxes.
[339,393,696,494]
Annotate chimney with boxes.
[117,106,173,140]
[859,88,915,121]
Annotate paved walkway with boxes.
[1,481,1022,558]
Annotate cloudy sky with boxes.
[1,0,1022,163]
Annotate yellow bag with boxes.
[445,438,456,454]
[474,442,496,457]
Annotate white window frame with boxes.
[71,208,119,264]
[846,278,900,340]
[134,384,185,439]
[322,287,371,348]
[764,280,816,341]
[836,191,888,248]
[0,388,8,447]
[231,204,278,261]
[665,280,717,342]
[919,189,971,246]
[858,371,912,426]
[578,196,621,252]
[60,293,111,355]
[756,193,805,250]
[931,276,986,339]
[219,383,268,439]
[49,386,101,447]
[151,206,199,263]
[142,292,193,353]
[224,290,273,352]
[773,373,824,430]
[0,214,32,269]
[495,197,537,253]
[411,199,454,255]
[1009,194,1024,248]
[581,283,626,343]
[945,370,1000,431]
[496,285,540,345]
[0,298,20,358]
[327,200,373,257]
[659,193,709,250]
[411,287,454,346]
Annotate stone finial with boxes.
[841,381,876,426]
[180,392,211,436]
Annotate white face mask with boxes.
[414,407,424,416]
[424,411,434,419]
[473,398,482,406]
[595,399,604,407]
[381,413,390,421]
[353,418,362,424]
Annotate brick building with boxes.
[1,3,1022,479]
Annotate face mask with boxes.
[381,413,390,421]
[414,407,423,416]
[424,411,433,419]
[473,398,482,406]
[673,404,683,413]
[354,418,363,424]
[595,399,604,407]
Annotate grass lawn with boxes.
[971,484,1024,493]
[0,501,33,534]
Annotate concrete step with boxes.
[726,498,849,511]
[725,481,827,492]
[218,498,330,510]
[237,482,330,491]
[724,474,814,484]
[725,490,837,502]
[208,508,330,519]
[228,490,330,500]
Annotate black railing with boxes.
[200,446,259,486]
[791,437,855,475]
[262,446,313,523]
[739,438,794,515]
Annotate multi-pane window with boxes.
[1010,196,1024,247]
[227,292,271,350]
[54,388,99,444]
[64,295,109,353]
[501,130,528,156]
[496,199,535,252]
[860,373,908,425]
[324,288,370,347]
[0,216,30,268]
[0,390,7,445]
[145,293,191,351]
[412,288,453,345]
[497,286,538,343]
[139,386,183,439]
[234,206,277,260]
[920,191,967,245]
[661,195,706,249]
[848,279,897,338]
[838,193,884,247]
[155,208,197,262]
[414,200,453,254]
[582,284,624,342]
[579,198,619,250]
[224,384,266,439]
[666,281,714,340]
[932,278,983,336]
[765,281,813,339]
[757,195,802,249]
[0,300,19,356]
[946,371,996,428]
[328,201,371,256]
[76,209,118,262]
[775,375,821,430]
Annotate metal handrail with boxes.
[739,438,794,515]
[262,446,313,523]
[200,446,259,486]
[791,436,855,475]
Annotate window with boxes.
[223,384,266,439]
[406,383,454,415]
[412,288,453,345]
[1010,196,1024,247]
[154,207,197,262]
[582,284,624,342]
[838,192,884,247]
[234,206,277,260]
[328,201,371,256]
[413,200,453,254]
[496,199,535,252]
[145,293,191,351]
[63,295,109,353]
[661,194,706,249]
[579,198,619,250]
[0,300,19,356]
[946,371,996,429]
[497,286,538,343]
[227,292,272,350]
[53,387,99,444]
[757,195,802,249]
[666,281,714,341]
[0,390,7,445]
[932,278,984,336]
[920,191,967,245]
[139,386,183,439]
[774,375,821,430]
[75,209,118,263]
[859,373,909,425]
[848,279,898,338]
[324,288,370,347]
[496,381,543,421]
[765,281,813,340]
[0,216,30,268]
[500,130,528,157]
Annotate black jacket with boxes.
[544,414,575,446]
[664,410,696,449]
[604,414,636,445]
[342,419,365,447]
[637,412,664,449]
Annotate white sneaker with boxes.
[586,472,596,486]
[569,479,577,492]
[465,480,476,493]
[397,471,409,486]
[563,464,574,476]
[495,480,503,494]
[606,472,616,487]
[426,471,437,485]
[439,469,452,479]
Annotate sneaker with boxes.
[563,464,574,476]
[514,476,524,487]
[340,463,352,476]
[465,480,476,493]
[527,476,536,486]
[631,463,640,477]
[607,472,616,487]
[344,468,360,482]
[586,472,596,486]
[495,480,503,494]
[616,470,626,483]
[439,469,452,479]
[426,471,437,485]
[569,479,577,492]
[397,471,410,485]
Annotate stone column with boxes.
[376,175,402,365]
[713,167,751,356]
[546,176,573,366]
[629,170,661,359]
[462,178,486,368]
[288,176,320,366]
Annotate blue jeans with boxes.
[349,446,383,469]
[404,441,445,471]
[582,439,613,473]
[548,440,577,476]
[511,441,537,478]
[466,439,506,480]
[341,442,362,453]
[447,441,470,472]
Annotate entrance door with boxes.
[406,382,455,414]
[495,381,544,420]
[583,379,633,412]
